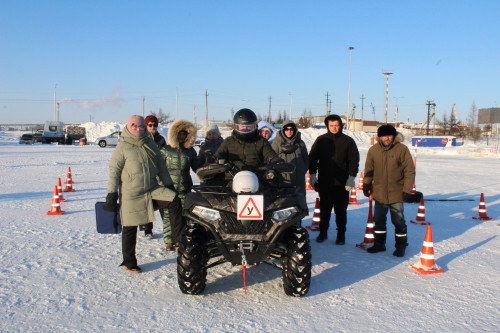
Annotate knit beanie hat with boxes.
[144,115,159,125]
[206,124,220,135]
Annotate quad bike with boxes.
[177,159,312,297]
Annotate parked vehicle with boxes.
[194,138,205,147]
[95,131,121,148]
[42,121,65,144]
[178,160,311,296]
[65,126,86,145]
[19,133,35,144]
[33,130,44,143]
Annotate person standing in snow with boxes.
[104,115,183,273]
[139,114,167,239]
[198,124,223,165]
[362,124,415,257]
[258,120,277,144]
[308,114,360,245]
[160,119,200,251]
[271,120,309,206]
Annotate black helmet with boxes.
[233,108,258,140]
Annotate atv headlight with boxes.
[192,205,221,221]
[272,207,300,222]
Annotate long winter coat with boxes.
[363,133,415,204]
[271,123,309,194]
[309,130,360,188]
[216,130,282,172]
[160,119,199,194]
[107,127,176,227]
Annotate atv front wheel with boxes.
[282,226,312,297]
[177,225,208,295]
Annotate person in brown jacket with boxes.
[362,124,415,257]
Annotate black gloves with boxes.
[104,192,119,212]
[362,185,371,198]
[402,192,412,202]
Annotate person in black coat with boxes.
[309,115,360,245]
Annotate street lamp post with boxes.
[383,72,393,124]
[346,47,354,130]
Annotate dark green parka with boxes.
[160,119,199,194]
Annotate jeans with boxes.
[373,200,407,235]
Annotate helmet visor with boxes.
[235,123,256,133]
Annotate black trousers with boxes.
[121,196,184,267]
[155,196,184,244]
[318,185,349,234]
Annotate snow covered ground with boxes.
[1,126,499,332]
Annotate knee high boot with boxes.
[367,232,386,253]
[393,235,408,257]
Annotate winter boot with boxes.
[393,235,408,257]
[335,231,345,245]
[367,232,386,253]
[316,232,328,243]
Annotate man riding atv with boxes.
[177,108,312,297]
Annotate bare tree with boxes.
[466,102,481,143]
[151,108,170,123]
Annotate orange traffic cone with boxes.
[357,172,364,190]
[64,167,75,192]
[305,172,313,191]
[410,198,430,225]
[472,193,492,220]
[306,198,320,231]
[56,177,66,202]
[47,185,64,215]
[411,225,444,275]
[356,195,375,250]
[348,188,361,205]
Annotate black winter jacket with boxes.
[309,131,360,188]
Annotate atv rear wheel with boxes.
[177,224,208,295]
[282,226,312,297]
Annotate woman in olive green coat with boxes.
[105,115,183,272]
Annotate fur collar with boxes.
[167,119,197,149]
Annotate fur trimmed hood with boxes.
[167,119,197,149]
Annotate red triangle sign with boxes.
[238,197,263,219]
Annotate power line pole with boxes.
[346,47,354,130]
[426,100,436,136]
[205,89,209,126]
[360,94,365,130]
[268,96,272,122]
[326,92,330,116]
[383,72,393,124]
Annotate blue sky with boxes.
[1,0,499,125]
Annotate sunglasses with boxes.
[284,127,294,131]
[147,123,158,128]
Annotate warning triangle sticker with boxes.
[238,197,263,219]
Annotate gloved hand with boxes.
[402,192,412,202]
[362,185,371,198]
[265,170,276,180]
[104,192,119,212]
[309,174,319,192]
[345,175,356,192]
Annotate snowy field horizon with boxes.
[1,126,499,332]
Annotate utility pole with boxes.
[54,84,57,121]
[193,105,197,128]
[268,96,272,122]
[326,92,330,116]
[288,92,292,120]
[205,90,209,126]
[426,100,436,136]
[346,46,354,130]
[360,94,365,129]
[383,72,393,124]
